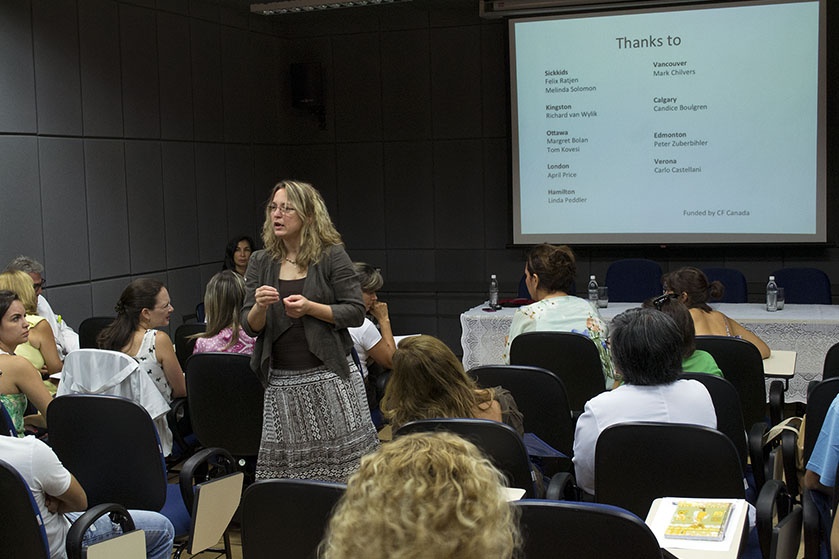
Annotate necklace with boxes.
[284,257,297,265]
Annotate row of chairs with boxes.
[528,259,833,304]
[505,330,784,428]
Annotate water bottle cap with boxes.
[491,274,497,279]
[590,275,596,280]
[769,276,775,281]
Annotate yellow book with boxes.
[663,501,734,542]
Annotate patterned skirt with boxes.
[256,359,379,482]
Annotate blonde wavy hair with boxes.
[380,335,495,431]
[319,431,521,559]
[0,270,38,314]
[261,180,342,268]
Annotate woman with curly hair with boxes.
[663,266,770,358]
[241,180,378,482]
[319,431,521,559]
[503,243,613,387]
[381,335,523,436]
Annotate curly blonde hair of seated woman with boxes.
[379,335,495,431]
[319,431,521,559]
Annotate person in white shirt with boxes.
[0,434,174,559]
[5,256,79,358]
[348,263,396,379]
[572,307,717,496]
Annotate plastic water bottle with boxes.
[766,275,778,312]
[588,275,599,304]
[489,274,499,309]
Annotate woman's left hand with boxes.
[283,294,310,319]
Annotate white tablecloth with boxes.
[460,302,839,403]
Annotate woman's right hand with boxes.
[369,300,389,322]
[255,285,281,309]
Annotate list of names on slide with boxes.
[513,1,819,236]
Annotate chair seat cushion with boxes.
[161,483,192,537]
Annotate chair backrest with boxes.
[0,401,17,437]
[694,335,767,427]
[803,377,839,465]
[771,267,832,305]
[514,500,664,559]
[174,323,207,370]
[595,422,745,518]
[509,331,605,415]
[680,373,749,473]
[394,418,536,498]
[241,478,345,559]
[604,259,663,302]
[78,316,115,349]
[47,394,168,510]
[702,267,749,303]
[822,342,839,380]
[0,458,50,558]
[470,364,574,458]
[185,352,265,457]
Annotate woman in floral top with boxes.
[503,244,614,388]
[192,271,256,355]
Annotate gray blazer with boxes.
[241,244,365,386]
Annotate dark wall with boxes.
[0,0,837,354]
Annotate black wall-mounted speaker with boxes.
[290,62,324,109]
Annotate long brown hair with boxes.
[98,278,165,351]
[662,266,725,313]
[381,335,494,431]
[260,180,342,268]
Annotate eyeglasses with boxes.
[268,204,297,216]
[652,292,678,310]
[33,279,46,290]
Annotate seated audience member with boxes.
[381,335,523,436]
[97,278,186,403]
[222,235,256,277]
[0,270,62,376]
[804,393,839,557]
[348,263,396,377]
[572,307,717,496]
[5,255,79,358]
[192,271,256,355]
[319,431,521,559]
[0,290,53,435]
[662,266,771,358]
[503,243,613,387]
[0,433,175,559]
[643,293,723,377]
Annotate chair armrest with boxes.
[748,421,770,492]
[66,503,135,559]
[755,479,792,559]
[179,447,237,513]
[545,472,578,501]
[802,488,822,559]
[167,397,192,458]
[769,380,784,426]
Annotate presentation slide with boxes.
[510,0,825,245]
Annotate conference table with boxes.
[460,301,839,403]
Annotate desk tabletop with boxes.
[646,498,748,559]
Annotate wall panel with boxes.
[85,140,131,279]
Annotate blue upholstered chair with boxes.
[604,259,662,302]
[702,267,749,303]
[770,267,832,305]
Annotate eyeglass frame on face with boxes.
[33,279,46,291]
[268,203,297,216]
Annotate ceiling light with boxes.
[252,0,411,14]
